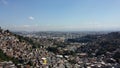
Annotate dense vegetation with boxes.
[67,35,98,43]
[0,49,19,64]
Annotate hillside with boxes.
[69,32,120,63]
[0,27,120,67]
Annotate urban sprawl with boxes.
[0,27,120,68]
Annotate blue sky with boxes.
[0,0,120,31]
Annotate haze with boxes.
[0,0,120,31]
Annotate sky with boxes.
[0,0,120,31]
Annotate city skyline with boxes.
[1,0,120,31]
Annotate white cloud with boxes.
[23,25,31,28]
[0,0,8,5]
[28,16,34,20]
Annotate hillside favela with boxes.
[0,0,120,68]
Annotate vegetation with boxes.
[14,34,41,48]
[47,46,58,54]
[75,32,120,61]
[0,49,19,64]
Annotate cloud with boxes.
[23,25,31,28]
[0,0,8,5]
[28,16,34,20]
